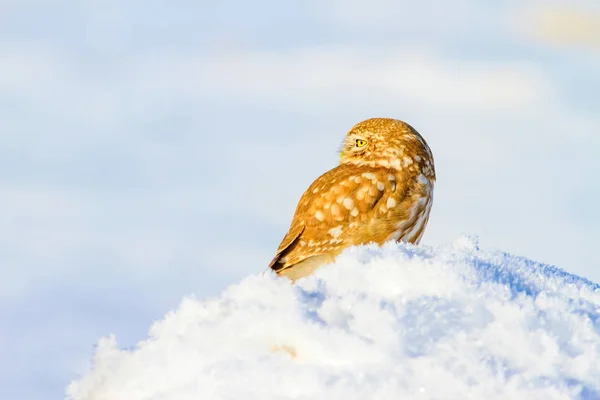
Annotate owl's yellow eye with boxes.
[355,139,367,148]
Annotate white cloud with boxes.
[0,41,142,128]
[132,47,556,113]
[0,43,66,92]
[310,0,503,35]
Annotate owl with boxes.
[268,117,436,281]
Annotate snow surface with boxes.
[67,237,600,400]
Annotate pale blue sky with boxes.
[1,1,599,399]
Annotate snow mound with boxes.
[67,237,600,400]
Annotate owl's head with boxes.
[339,118,433,172]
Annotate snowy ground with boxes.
[66,237,600,400]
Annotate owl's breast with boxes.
[381,169,434,244]
[349,167,433,246]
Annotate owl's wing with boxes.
[268,223,304,271]
[268,164,389,274]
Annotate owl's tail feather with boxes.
[268,254,337,283]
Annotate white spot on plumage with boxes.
[362,172,375,180]
[387,197,397,208]
[377,181,384,191]
[328,226,343,238]
[315,210,324,221]
[343,197,354,210]
[351,207,359,217]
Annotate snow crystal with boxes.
[66,237,600,400]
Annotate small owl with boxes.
[268,117,436,281]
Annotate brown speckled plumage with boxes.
[269,118,436,281]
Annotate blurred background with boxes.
[1,1,599,398]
